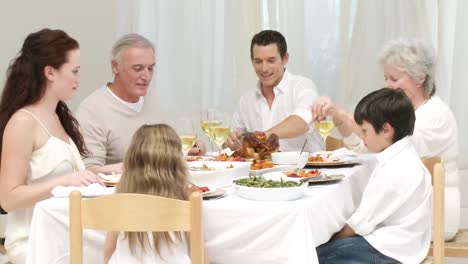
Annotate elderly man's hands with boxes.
[188,139,207,156]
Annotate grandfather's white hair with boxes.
[378,38,436,98]
[111,33,154,63]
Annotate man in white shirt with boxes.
[76,34,204,175]
[317,88,432,264]
[225,30,322,153]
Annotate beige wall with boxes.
[0,0,116,110]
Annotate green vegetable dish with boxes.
[233,175,302,188]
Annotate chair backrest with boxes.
[422,156,444,264]
[325,136,344,151]
[69,191,204,264]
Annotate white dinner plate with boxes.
[263,171,345,184]
[51,183,115,198]
[203,188,227,200]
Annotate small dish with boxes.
[203,188,227,200]
[271,151,309,168]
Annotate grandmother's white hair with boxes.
[111,33,154,63]
[378,38,436,98]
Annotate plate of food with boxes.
[189,185,226,199]
[213,153,247,162]
[283,169,321,178]
[186,155,216,162]
[306,152,359,167]
[97,173,121,187]
[188,161,251,188]
[263,170,345,185]
[232,175,307,201]
[249,159,295,175]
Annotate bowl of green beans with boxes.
[232,175,307,201]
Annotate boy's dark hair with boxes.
[250,30,287,59]
[354,88,415,142]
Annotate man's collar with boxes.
[376,136,411,165]
[255,69,289,97]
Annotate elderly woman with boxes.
[312,38,459,240]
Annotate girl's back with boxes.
[109,232,190,264]
[105,124,194,263]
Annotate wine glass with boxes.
[209,112,231,154]
[176,118,197,156]
[200,108,220,155]
[314,116,335,151]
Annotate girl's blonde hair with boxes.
[116,123,189,257]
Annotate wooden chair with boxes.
[422,157,444,264]
[423,157,468,260]
[325,136,344,151]
[69,191,204,264]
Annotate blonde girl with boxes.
[104,124,191,263]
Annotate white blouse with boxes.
[231,70,323,153]
[347,137,432,264]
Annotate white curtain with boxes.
[115,0,467,164]
[444,0,468,168]
[337,0,467,166]
[259,0,467,166]
[115,0,261,122]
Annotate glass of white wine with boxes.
[209,112,231,154]
[200,108,221,155]
[315,116,335,151]
[176,118,197,156]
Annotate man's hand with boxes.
[188,139,207,156]
[88,162,123,175]
[223,131,243,151]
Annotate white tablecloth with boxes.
[26,155,376,264]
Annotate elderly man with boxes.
[225,30,322,153]
[76,34,204,174]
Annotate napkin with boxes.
[51,183,114,198]
[331,147,357,156]
[97,172,121,182]
[221,147,235,156]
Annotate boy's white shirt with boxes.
[347,136,432,264]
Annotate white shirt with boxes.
[343,95,460,239]
[106,85,144,113]
[347,137,432,264]
[231,70,322,153]
[412,95,459,186]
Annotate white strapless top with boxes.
[5,109,85,261]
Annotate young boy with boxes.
[317,88,432,263]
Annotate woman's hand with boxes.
[63,170,104,187]
[311,96,336,121]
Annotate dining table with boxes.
[26,154,376,264]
